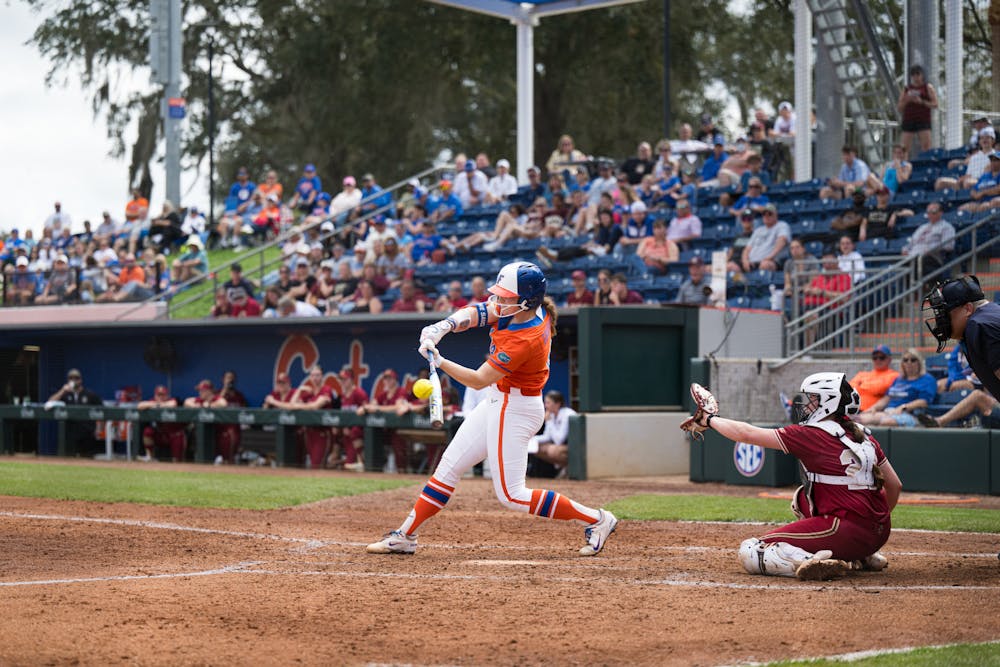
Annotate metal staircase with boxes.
[808,0,903,168]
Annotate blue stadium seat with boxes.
[936,389,973,406]
[727,295,753,309]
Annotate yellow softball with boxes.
[412,378,434,399]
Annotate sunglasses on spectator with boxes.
[902,356,919,362]
[749,184,762,188]
[871,354,887,360]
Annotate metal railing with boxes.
[774,213,1000,368]
[115,165,450,320]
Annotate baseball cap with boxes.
[440,180,452,190]
[464,159,475,172]
[778,101,793,112]
[320,221,335,233]
[571,269,587,280]
[67,368,82,379]
[676,199,690,209]
[304,163,316,172]
[630,201,647,214]
[383,368,397,379]
[55,254,68,264]
[320,259,337,271]
[989,150,1000,161]
[196,379,214,391]
[338,369,354,380]
[343,176,356,186]
[353,243,367,253]
[154,385,169,396]
[872,345,892,357]
[407,178,420,188]
[231,263,243,272]
[740,209,754,220]
[15,256,28,267]
[276,372,290,383]
[981,126,996,139]
[762,202,777,213]
[972,115,990,124]
[713,136,725,146]
[689,256,705,266]
[362,173,375,182]
[700,112,713,124]
[527,165,540,174]
[497,158,510,169]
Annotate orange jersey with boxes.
[487,310,551,394]
[125,197,149,221]
[849,368,900,411]
[257,182,284,201]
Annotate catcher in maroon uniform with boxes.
[681,372,902,580]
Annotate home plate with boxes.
[464,559,551,566]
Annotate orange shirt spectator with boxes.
[125,189,149,222]
[257,170,284,202]
[849,345,900,411]
[117,262,146,286]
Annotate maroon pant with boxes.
[304,427,329,469]
[215,424,241,463]
[762,488,890,562]
[143,425,187,461]
[340,426,364,464]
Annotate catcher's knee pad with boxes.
[738,538,829,577]
[791,485,805,520]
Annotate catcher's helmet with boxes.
[798,372,860,425]
[922,275,984,352]
[488,261,547,315]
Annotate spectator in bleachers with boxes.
[728,178,770,222]
[102,251,166,303]
[277,293,321,318]
[801,251,851,345]
[434,280,469,312]
[848,345,900,411]
[358,262,389,296]
[97,252,145,302]
[697,113,726,145]
[329,175,361,220]
[257,169,283,202]
[749,121,781,179]
[222,263,256,304]
[377,237,410,287]
[856,348,936,427]
[771,101,796,137]
[513,166,547,207]
[280,228,310,268]
[226,288,261,318]
[716,135,754,192]
[286,258,317,302]
[475,152,496,179]
[594,268,613,305]
[608,272,644,305]
[355,173,393,220]
[148,201,184,253]
[666,199,702,251]
[390,278,428,313]
[670,123,707,166]
[260,285,282,316]
[77,255,104,302]
[936,346,975,393]
[363,217,399,261]
[587,162,618,208]
[818,146,870,200]
[485,158,518,204]
[859,187,914,241]
[634,174,658,208]
[410,220,452,265]
[43,201,72,237]
[469,275,489,304]
[288,163,320,216]
[53,227,73,253]
[34,254,75,305]
[124,188,149,229]
[750,108,774,134]
[652,139,674,180]
[94,211,118,244]
[538,214,571,247]
[36,238,57,272]
[620,201,652,248]
[902,203,955,282]
[867,144,912,196]
[181,206,207,242]
[273,264,296,294]
[453,159,488,209]
[568,168,591,197]
[738,153,771,195]
[536,206,622,268]
[897,64,938,155]
[425,181,463,224]
[546,134,587,177]
[726,212,756,274]
[675,168,699,208]
[547,173,568,205]
[636,219,678,275]
[22,229,37,253]
[620,141,655,185]
[171,236,208,284]
[698,137,728,189]
[830,190,868,239]
[919,387,997,428]
[959,150,1000,212]
[837,235,866,284]
[343,278,383,315]
[736,203,790,274]
[326,262,358,312]
[654,162,682,207]
[675,256,712,305]
[565,269,594,307]
[936,129,994,192]
[394,178,425,218]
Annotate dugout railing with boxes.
[0,404,460,471]
[776,213,1000,366]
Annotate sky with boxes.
[1,3,206,237]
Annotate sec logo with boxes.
[733,441,764,477]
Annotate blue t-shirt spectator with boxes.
[972,169,1000,194]
[360,184,393,213]
[732,194,770,211]
[946,346,973,386]
[227,179,256,212]
[513,182,549,207]
[622,217,652,241]
[701,153,725,182]
[425,192,463,219]
[410,233,443,263]
[296,175,322,200]
[837,158,871,185]
[739,170,772,192]
[884,373,936,408]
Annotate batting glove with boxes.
[679,383,719,440]
[419,319,454,347]
[418,339,443,366]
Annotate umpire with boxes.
[47,368,104,456]
[924,275,1000,401]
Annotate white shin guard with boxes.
[738,538,833,577]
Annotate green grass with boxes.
[763,641,1000,666]
[168,245,281,319]
[0,462,414,509]
[607,494,1000,533]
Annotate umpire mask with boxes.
[923,276,984,352]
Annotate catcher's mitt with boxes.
[679,383,719,440]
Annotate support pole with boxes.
[515,12,535,182]
[793,0,812,181]
[163,0,182,205]
[662,0,671,138]
[944,0,963,149]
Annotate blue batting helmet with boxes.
[489,261,547,312]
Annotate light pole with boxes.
[205,25,218,232]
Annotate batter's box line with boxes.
[676,519,1000,537]
[715,639,1000,667]
[0,561,263,588]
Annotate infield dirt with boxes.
[1,462,998,666]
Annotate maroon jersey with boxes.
[374,386,407,406]
[268,389,295,404]
[775,424,890,525]
[297,385,333,407]
[566,289,594,307]
[341,387,369,408]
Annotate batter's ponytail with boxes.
[542,296,558,337]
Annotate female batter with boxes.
[366,262,618,556]
[682,372,902,580]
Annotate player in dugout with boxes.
[681,373,902,580]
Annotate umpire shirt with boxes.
[62,386,103,407]
[963,301,1000,402]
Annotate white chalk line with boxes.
[0,561,262,588]
[678,519,1000,537]
[716,639,1000,666]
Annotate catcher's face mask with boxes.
[923,276,984,353]
[791,393,814,424]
